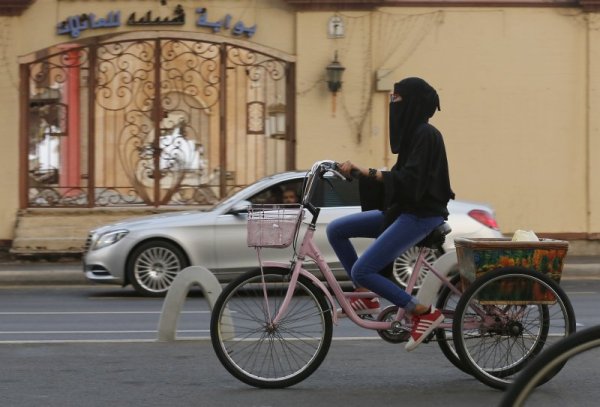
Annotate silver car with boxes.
[83,170,502,296]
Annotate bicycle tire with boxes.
[210,267,333,388]
[435,274,471,374]
[500,325,600,407]
[452,267,576,390]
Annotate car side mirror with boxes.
[229,200,251,215]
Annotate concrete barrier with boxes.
[157,266,225,342]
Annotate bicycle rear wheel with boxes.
[500,325,600,407]
[210,267,333,388]
[452,267,576,390]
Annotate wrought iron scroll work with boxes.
[25,37,292,207]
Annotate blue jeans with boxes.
[326,210,444,311]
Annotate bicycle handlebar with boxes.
[299,160,362,220]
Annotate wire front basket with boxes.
[247,204,304,248]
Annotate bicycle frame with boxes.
[262,160,483,333]
[268,221,466,331]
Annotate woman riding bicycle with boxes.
[327,77,455,351]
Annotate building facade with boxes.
[1,0,599,254]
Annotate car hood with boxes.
[91,210,214,234]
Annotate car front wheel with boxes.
[126,240,189,297]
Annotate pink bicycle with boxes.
[210,160,576,389]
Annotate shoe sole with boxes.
[405,313,444,352]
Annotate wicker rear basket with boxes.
[455,237,569,304]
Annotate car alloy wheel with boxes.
[392,246,440,289]
[127,240,189,296]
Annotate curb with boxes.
[0,270,88,285]
[0,263,87,286]
[562,263,600,279]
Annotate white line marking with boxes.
[0,336,382,345]
[0,339,163,344]
[0,330,209,334]
[0,311,209,315]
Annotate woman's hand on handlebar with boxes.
[336,160,365,180]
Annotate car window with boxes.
[248,179,303,205]
[311,178,360,207]
[245,177,359,207]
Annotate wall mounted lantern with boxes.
[325,51,345,93]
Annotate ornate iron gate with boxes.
[22,34,295,207]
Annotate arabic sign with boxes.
[56,11,120,38]
[127,4,185,26]
[196,8,256,37]
[57,4,257,39]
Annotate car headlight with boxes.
[93,230,129,250]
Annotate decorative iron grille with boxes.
[23,35,294,208]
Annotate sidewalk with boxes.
[0,256,598,285]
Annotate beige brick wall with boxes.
[296,7,596,236]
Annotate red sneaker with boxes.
[405,307,444,351]
[337,295,381,317]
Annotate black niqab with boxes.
[389,77,440,155]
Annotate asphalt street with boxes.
[1,257,599,406]
[3,335,600,407]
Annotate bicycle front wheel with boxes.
[210,267,333,388]
[500,325,600,407]
[453,267,576,390]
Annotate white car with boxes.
[83,170,502,296]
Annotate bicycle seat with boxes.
[417,222,452,249]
